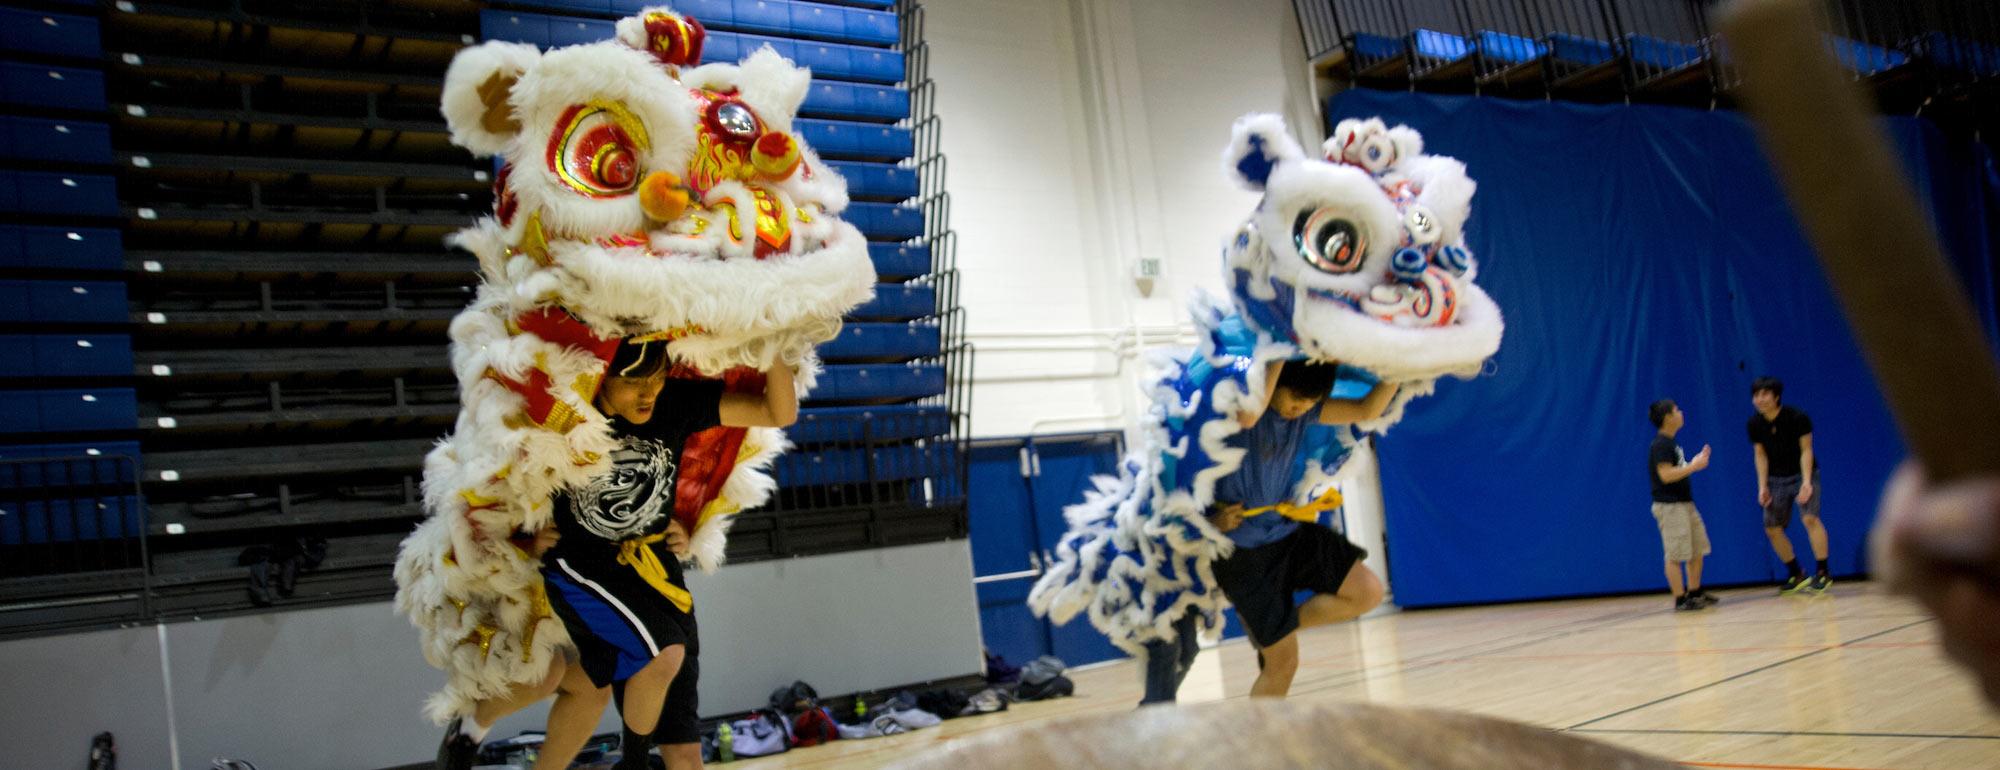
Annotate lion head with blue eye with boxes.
[1224,114,1502,382]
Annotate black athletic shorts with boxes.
[1211,523,1367,648]
[542,541,702,744]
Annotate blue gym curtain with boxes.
[1327,90,2000,607]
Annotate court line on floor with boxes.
[1674,760,1892,770]
[1297,602,1679,693]
[1576,727,2000,741]
[1563,618,1936,731]
[1418,640,1935,664]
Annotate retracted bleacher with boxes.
[1296,0,1993,113]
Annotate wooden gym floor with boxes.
[732,581,2000,769]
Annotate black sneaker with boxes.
[1779,574,1808,595]
[437,718,478,770]
[1674,595,1701,612]
[1808,573,1833,593]
[1690,589,1720,607]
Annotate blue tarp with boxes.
[1329,89,2000,607]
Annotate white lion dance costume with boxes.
[393,8,875,722]
[1025,114,1504,653]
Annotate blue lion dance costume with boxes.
[1026,113,1506,653]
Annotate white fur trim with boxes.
[441,42,543,157]
[1223,113,1306,191]
[681,46,811,134]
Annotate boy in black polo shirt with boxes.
[1648,400,1717,611]
[1748,376,1831,594]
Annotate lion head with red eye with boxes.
[439,7,875,376]
[1223,114,1502,384]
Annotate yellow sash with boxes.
[617,532,693,613]
[1240,487,1346,524]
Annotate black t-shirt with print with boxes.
[1746,405,1814,478]
[547,378,724,560]
[1649,435,1693,503]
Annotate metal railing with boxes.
[1295,0,2000,104]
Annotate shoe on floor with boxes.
[1779,574,1808,595]
[1674,595,1702,612]
[1808,573,1833,592]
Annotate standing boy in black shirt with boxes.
[1649,400,1717,611]
[1747,376,1831,594]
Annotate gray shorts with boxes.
[1764,473,1821,528]
[1651,502,1712,562]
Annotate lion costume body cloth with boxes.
[393,7,875,722]
[1025,115,1504,652]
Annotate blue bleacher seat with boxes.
[0,334,132,378]
[850,203,923,240]
[791,3,844,39]
[819,321,941,359]
[669,0,732,25]
[0,391,39,433]
[704,30,742,61]
[796,120,911,162]
[826,161,918,201]
[0,441,142,486]
[1351,33,1404,61]
[482,11,551,46]
[0,440,141,462]
[773,443,942,486]
[1548,34,1617,67]
[794,41,853,78]
[1,117,113,165]
[539,0,613,14]
[1626,35,1703,72]
[4,280,128,324]
[812,364,946,401]
[0,496,143,545]
[852,49,902,83]
[0,171,119,217]
[2,226,123,271]
[789,404,950,444]
[0,337,26,375]
[0,9,102,60]
[805,80,855,115]
[1411,29,1471,63]
[1828,36,1909,77]
[842,7,898,45]
[866,243,928,277]
[548,17,616,47]
[35,388,137,433]
[1477,31,1546,65]
[0,62,108,112]
[37,334,132,377]
[39,391,130,435]
[1915,33,2000,76]
[732,0,791,35]
[851,282,934,318]
[801,81,908,122]
[850,83,907,120]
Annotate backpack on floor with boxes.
[792,707,840,748]
[768,680,820,715]
[729,708,793,757]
